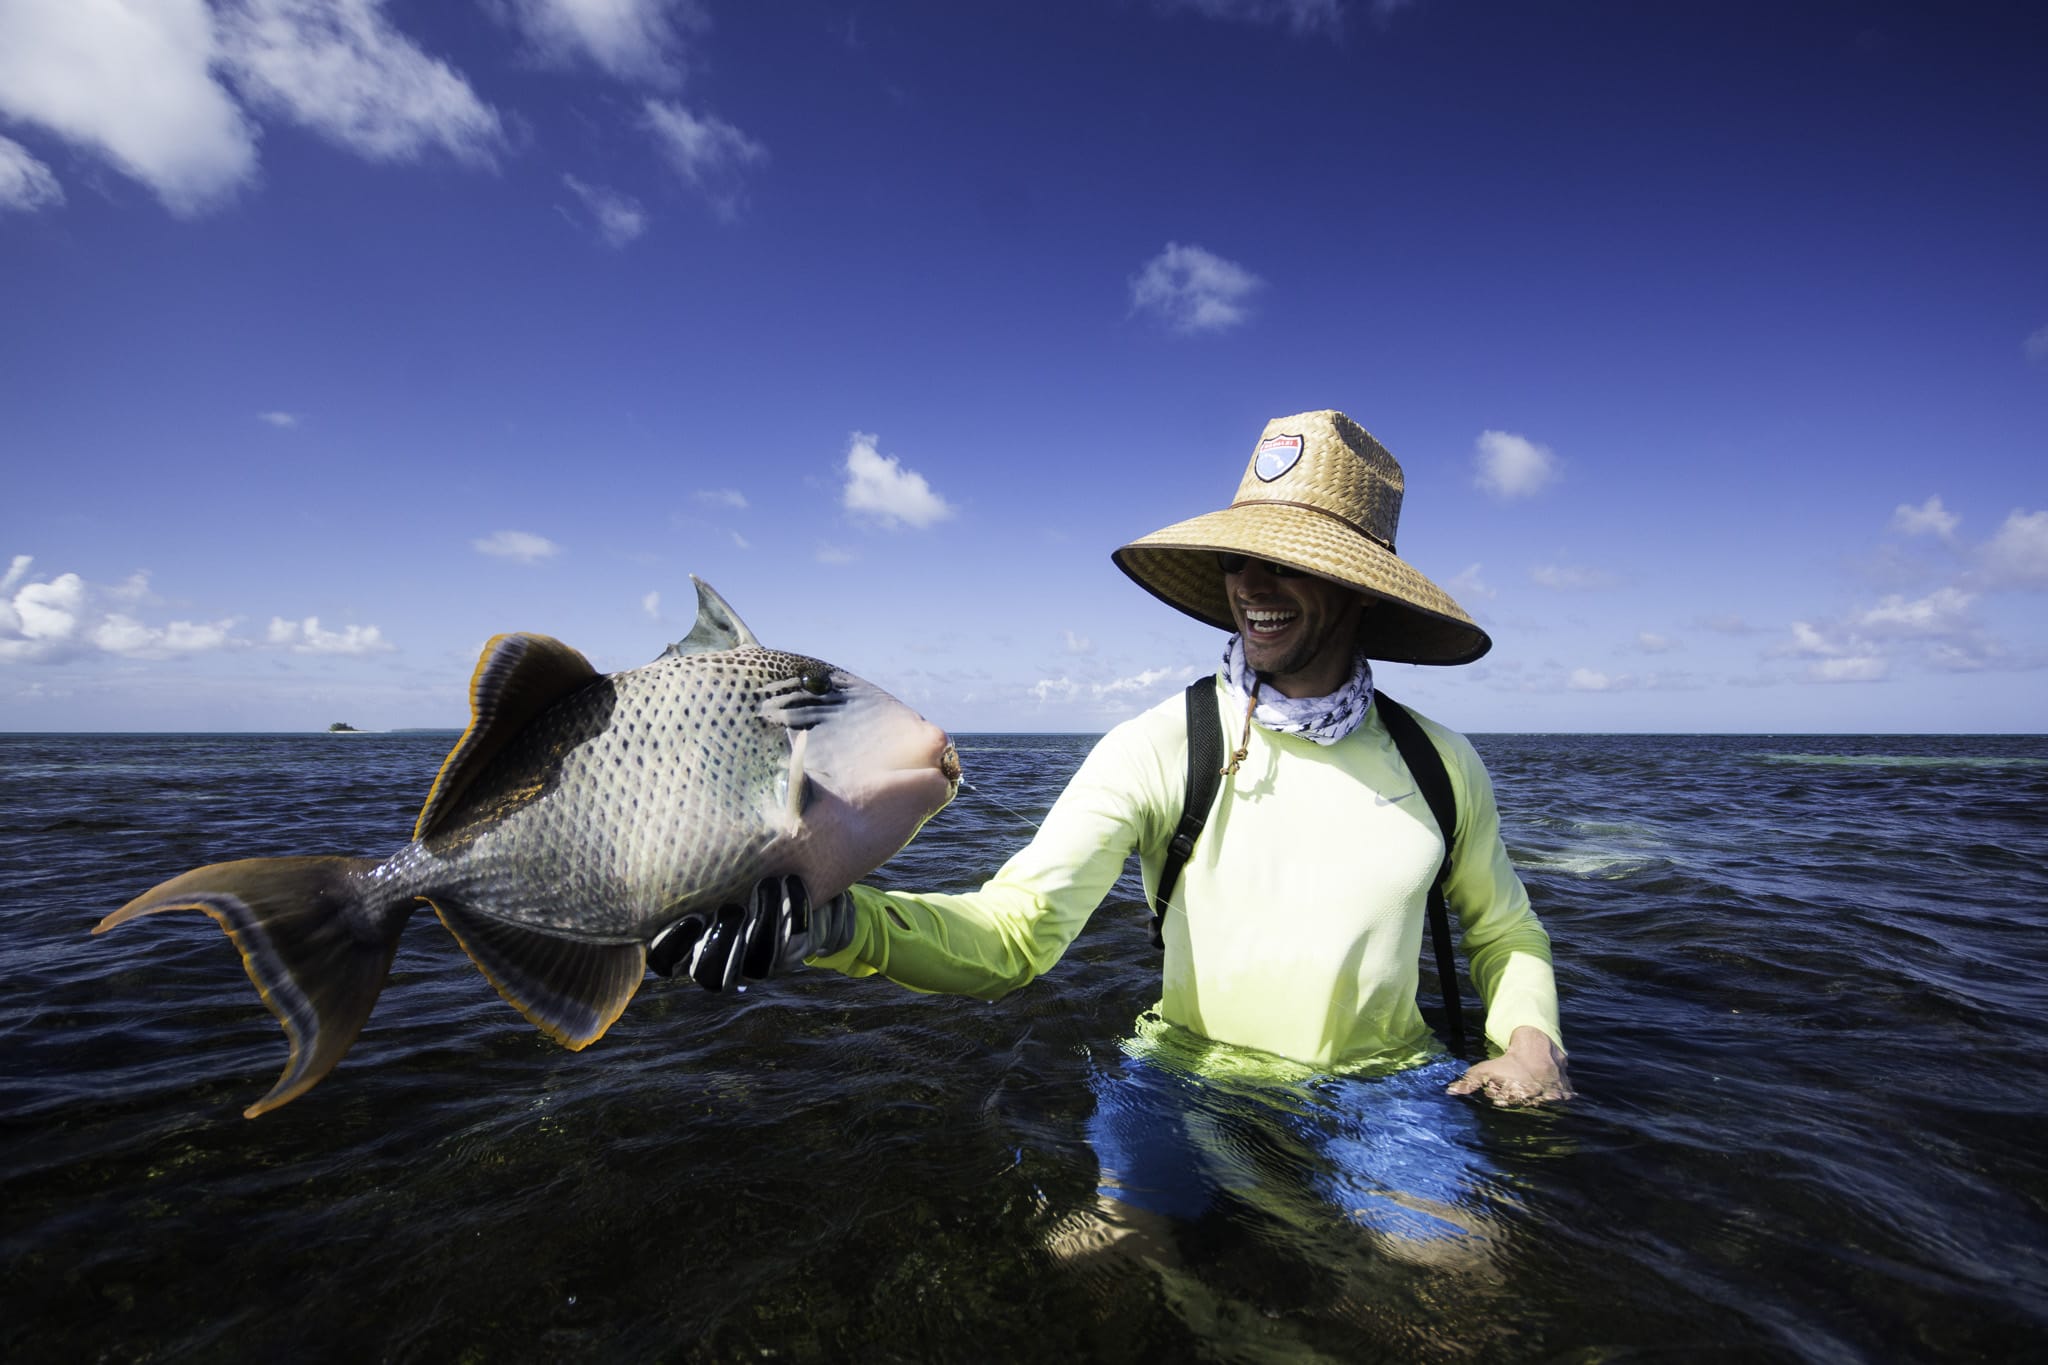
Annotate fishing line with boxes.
[956,778,1046,833]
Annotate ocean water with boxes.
[3,729,2046,1363]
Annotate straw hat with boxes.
[1112,410,1491,665]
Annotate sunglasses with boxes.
[1215,553,1307,578]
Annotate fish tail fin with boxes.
[94,856,407,1117]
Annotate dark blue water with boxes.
[4,730,2046,1362]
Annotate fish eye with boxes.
[798,669,833,696]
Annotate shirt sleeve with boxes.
[1431,724,1567,1055]
[806,718,1174,1000]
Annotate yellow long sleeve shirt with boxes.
[812,680,1563,1072]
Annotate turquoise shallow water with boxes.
[3,729,2046,1362]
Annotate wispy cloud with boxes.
[841,432,956,530]
[1474,430,1560,500]
[641,590,661,620]
[1982,509,2048,588]
[815,543,856,565]
[695,488,748,510]
[643,99,767,219]
[562,173,648,247]
[1,555,389,662]
[0,135,63,212]
[1890,494,1957,540]
[472,530,562,563]
[1445,563,1494,602]
[0,0,259,216]
[499,0,704,86]
[2025,324,2048,366]
[1634,632,1677,654]
[1152,1,1348,35]
[223,0,506,167]
[1130,242,1261,335]
[257,410,300,428]
[1031,664,1203,705]
[1530,562,1618,591]
[266,616,395,655]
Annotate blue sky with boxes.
[2,0,2044,734]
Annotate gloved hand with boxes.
[647,875,855,992]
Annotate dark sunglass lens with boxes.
[1216,553,1248,574]
[1269,561,1305,578]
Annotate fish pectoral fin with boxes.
[431,902,645,1050]
[782,727,809,828]
[414,633,601,841]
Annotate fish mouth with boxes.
[939,743,962,785]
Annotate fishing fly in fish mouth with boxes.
[94,577,960,1118]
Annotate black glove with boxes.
[647,875,855,991]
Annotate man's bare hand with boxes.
[1446,1025,1573,1106]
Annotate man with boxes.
[658,409,1569,1108]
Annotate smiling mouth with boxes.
[1242,607,1299,637]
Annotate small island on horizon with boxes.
[327,722,364,733]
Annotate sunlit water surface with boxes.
[3,731,2046,1362]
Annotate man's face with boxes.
[1223,558,1367,698]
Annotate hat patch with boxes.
[1254,432,1304,481]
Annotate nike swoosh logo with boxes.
[1375,789,1417,806]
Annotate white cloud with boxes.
[0,134,63,211]
[815,543,856,565]
[562,173,647,246]
[1063,630,1093,655]
[841,432,955,530]
[257,410,300,428]
[643,98,766,219]
[641,590,661,619]
[695,488,748,510]
[2026,325,2048,366]
[1982,509,2048,588]
[1635,632,1676,653]
[1852,587,1977,637]
[1567,668,1615,691]
[0,0,259,216]
[266,616,394,654]
[221,0,505,167]
[473,530,562,562]
[1445,563,1494,602]
[1153,1,1347,34]
[1890,495,1957,540]
[91,613,240,657]
[1032,664,1201,705]
[499,0,703,85]
[12,572,85,641]
[1474,430,1559,500]
[1130,242,1261,334]
[1808,656,1888,683]
[0,556,400,663]
[1530,562,1617,591]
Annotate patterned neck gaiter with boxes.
[1220,635,1376,746]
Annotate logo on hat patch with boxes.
[1254,432,1304,481]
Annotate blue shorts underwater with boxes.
[1086,1045,1496,1246]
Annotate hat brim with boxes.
[1113,503,1492,666]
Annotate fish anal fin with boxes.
[415,633,600,840]
[432,902,645,1050]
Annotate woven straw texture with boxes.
[1112,411,1491,666]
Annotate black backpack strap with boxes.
[1373,694,1468,1053]
[1150,677,1223,949]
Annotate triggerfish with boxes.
[96,578,960,1116]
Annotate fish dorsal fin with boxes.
[430,900,645,1050]
[662,576,760,657]
[414,633,600,840]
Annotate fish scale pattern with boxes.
[407,645,829,938]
